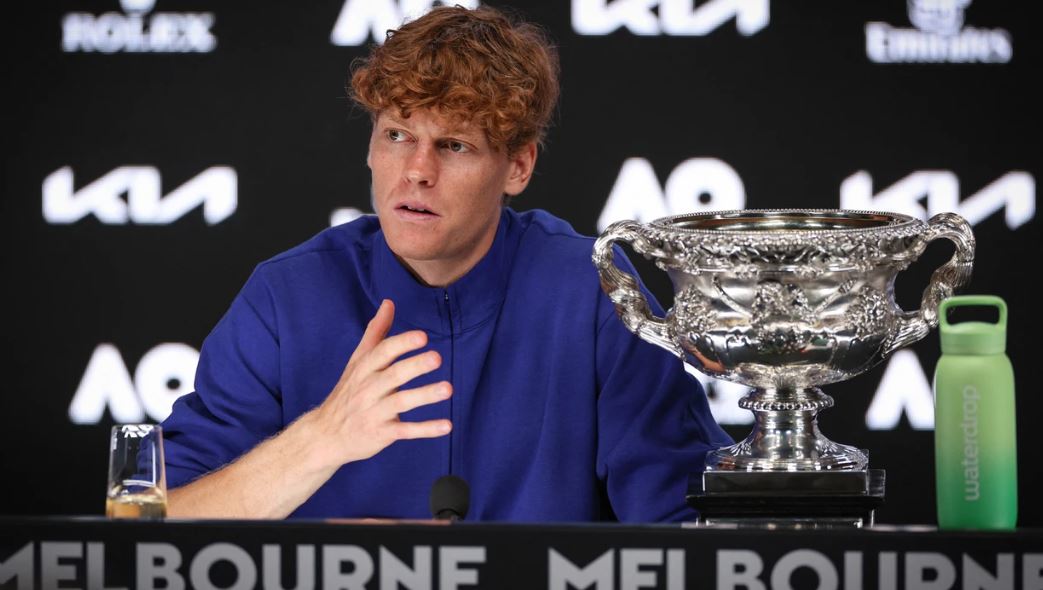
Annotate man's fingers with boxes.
[347,300,395,368]
[384,381,452,414]
[391,419,453,441]
[356,328,430,375]
[369,351,442,397]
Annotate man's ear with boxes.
[504,142,538,196]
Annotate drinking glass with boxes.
[106,424,167,519]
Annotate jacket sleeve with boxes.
[594,249,733,522]
[159,265,285,489]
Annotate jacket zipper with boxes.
[444,289,454,475]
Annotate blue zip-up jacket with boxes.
[161,208,731,521]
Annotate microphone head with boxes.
[430,475,470,520]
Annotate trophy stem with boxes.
[706,387,868,472]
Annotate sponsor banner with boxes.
[572,0,769,36]
[43,167,237,226]
[62,0,216,54]
[2,518,1041,589]
[866,0,1012,64]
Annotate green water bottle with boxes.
[934,295,1017,529]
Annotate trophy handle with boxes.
[884,212,976,356]
[593,220,683,358]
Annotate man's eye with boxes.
[446,141,468,153]
[387,129,406,142]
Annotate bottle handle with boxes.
[939,295,1008,330]
[592,220,683,357]
[884,213,976,356]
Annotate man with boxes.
[161,5,731,521]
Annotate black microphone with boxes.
[430,475,470,521]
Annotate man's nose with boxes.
[405,143,438,186]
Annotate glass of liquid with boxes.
[106,424,167,519]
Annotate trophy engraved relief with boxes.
[593,210,975,524]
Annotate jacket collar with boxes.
[369,208,516,335]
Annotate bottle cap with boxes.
[938,295,1007,355]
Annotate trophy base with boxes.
[686,469,885,528]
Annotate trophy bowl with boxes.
[593,209,975,476]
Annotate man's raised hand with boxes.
[305,299,453,468]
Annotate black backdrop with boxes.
[2,0,1039,526]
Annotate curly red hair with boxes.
[349,5,560,154]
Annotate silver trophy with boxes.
[593,209,974,524]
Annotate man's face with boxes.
[368,109,535,285]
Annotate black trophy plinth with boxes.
[686,469,886,528]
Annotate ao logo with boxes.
[68,344,199,424]
[331,0,479,46]
[42,166,237,225]
[572,0,769,36]
[597,158,746,231]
